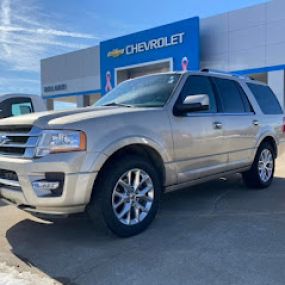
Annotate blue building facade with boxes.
[99,17,200,94]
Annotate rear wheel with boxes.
[87,155,162,237]
[242,142,275,189]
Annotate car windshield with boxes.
[94,74,181,108]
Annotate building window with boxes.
[116,60,172,85]
[87,94,101,106]
[53,96,77,110]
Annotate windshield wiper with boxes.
[102,102,134,107]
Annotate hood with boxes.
[0,106,157,129]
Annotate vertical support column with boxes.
[77,95,90,107]
[268,70,285,110]
[76,95,85,108]
[83,95,90,107]
[46,99,54,110]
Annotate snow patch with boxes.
[0,262,58,285]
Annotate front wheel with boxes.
[242,142,275,189]
[87,155,162,237]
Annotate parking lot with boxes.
[0,154,285,285]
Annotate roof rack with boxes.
[201,68,255,81]
[201,69,232,75]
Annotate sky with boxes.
[0,0,269,95]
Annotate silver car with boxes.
[0,70,284,237]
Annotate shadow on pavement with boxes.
[5,174,285,285]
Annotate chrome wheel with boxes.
[258,149,273,183]
[112,168,154,226]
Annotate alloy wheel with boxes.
[111,168,154,225]
[258,149,274,183]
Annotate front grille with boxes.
[0,126,32,133]
[0,126,40,157]
[0,147,26,156]
[0,169,18,181]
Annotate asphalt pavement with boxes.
[0,155,285,285]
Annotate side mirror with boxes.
[174,94,210,116]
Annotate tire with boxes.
[87,155,162,237]
[242,142,275,189]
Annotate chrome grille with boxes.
[0,126,32,132]
[0,126,40,157]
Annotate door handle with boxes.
[252,120,259,126]
[213,121,223,129]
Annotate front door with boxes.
[170,75,228,184]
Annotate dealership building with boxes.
[41,0,285,110]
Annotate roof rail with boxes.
[201,69,233,76]
[201,68,255,81]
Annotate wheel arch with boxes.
[100,144,166,183]
[90,138,171,195]
[256,135,278,158]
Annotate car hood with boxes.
[0,106,157,129]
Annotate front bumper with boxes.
[0,152,98,215]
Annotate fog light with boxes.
[32,180,60,197]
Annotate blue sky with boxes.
[0,0,268,95]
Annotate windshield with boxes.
[95,74,181,108]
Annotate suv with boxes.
[0,71,284,237]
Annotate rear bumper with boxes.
[0,152,98,215]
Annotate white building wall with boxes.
[41,46,101,98]
[201,0,285,108]
[201,0,285,71]
[268,70,285,109]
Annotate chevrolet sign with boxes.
[107,32,185,58]
[107,48,125,58]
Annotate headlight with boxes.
[35,130,87,157]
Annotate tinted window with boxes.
[214,78,248,113]
[179,76,217,112]
[247,83,283,115]
[236,84,253,113]
[12,101,33,116]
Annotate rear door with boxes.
[247,82,285,156]
[212,77,259,168]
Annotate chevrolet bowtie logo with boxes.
[107,48,125,58]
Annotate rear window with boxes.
[12,101,33,116]
[247,83,283,114]
[213,78,250,113]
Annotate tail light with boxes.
[283,117,285,133]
